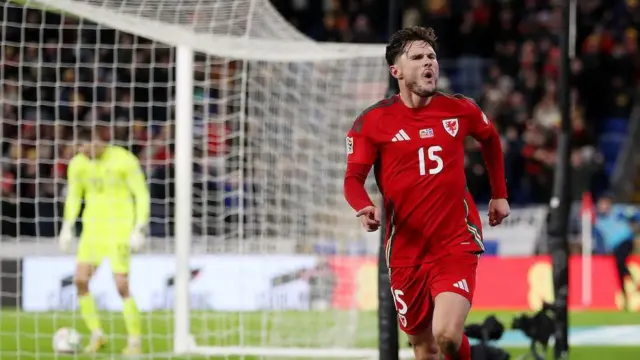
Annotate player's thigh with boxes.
[430,252,479,343]
[76,237,105,270]
[74,261,97,286]
[389,264,433,336]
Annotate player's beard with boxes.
[408,79,436,98]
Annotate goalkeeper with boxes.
[58,128,149,355]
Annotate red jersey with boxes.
[344,92,507,267]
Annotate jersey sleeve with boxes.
[464,98,494,141]
[121,150,150,226]
[346,115,378,165]
[63,155,85,224]
[344,113,377,211]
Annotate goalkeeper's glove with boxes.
[129,224,147,252]
[58,221,75,252]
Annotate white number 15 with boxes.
[418,146,443,175]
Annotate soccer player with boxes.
[58,128,149,355]
[344,27,509,360]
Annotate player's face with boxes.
[78,141,106,159]
[391,41,439,98]
[597,198,612,215]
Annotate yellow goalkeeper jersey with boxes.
[63,145,150,232]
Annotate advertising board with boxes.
[23,255,640,312]
[22,255,320,311]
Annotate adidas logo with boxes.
[391,129,411,142]
[453,279,469,293]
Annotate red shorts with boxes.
[389,251,479,335]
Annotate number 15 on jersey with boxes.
[418,146,443,175]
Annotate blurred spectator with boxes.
[593,193,639,308]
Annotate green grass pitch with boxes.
[1,310,640,359]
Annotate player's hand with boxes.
[129,224,147,252]
[58,221,75,252]
[355,205,381,232]
[488,198,510,226]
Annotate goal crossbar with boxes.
[27,0,384,61]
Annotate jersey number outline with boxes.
[418,146,443,175]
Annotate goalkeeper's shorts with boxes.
[77,229,131,273]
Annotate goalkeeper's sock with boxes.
[79,294,103,335]
[122,297,141,340]
[443,335,471,360]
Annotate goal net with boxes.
[0,0,402,358]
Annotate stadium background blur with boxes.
[0,0,640,324]
[3,0,640,237]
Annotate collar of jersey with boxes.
[394,93,440,116]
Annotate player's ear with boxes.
[390,65,401,80]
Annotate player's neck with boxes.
[88,148,107,160]
[398,89,433,109]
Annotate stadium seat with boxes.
[598,132,627,177]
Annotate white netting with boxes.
[0,0,397,358]
[77,0,311,39]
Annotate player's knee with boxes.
[412,342,439,360]
[74,275,90,294]
[409,330,439,360]
[434,328,462,355]
[114,274,130,298]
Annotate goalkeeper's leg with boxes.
[75,240,107,353]
[112,242,142,355]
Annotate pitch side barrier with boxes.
[5,253,640,312]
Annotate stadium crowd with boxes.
[273,0,640,203]
[1,0,639,239]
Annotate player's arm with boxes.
[465,100,508,200]
[63,156,84,225]
[59,156,84,250]
[343,119,378,212]
[123,151,150,227]
[123,151,150,251]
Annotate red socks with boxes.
[444,335,471,360]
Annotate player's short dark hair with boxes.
[385,26,438,66]
[76,128,94,143]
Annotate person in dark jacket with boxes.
[594,193,638,310]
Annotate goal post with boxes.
[173,44,194,355]
[0,0,425,358]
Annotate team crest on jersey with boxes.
[442,118,459,137]
[419,128,434,138]
[346,136,354,154]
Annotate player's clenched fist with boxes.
[488,198,510,226]
[355,205,381,232]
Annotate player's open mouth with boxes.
[424,71,434,79]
